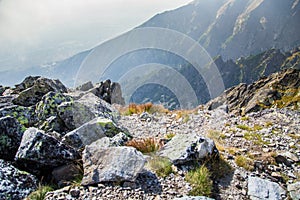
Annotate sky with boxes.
[0,0,193,71]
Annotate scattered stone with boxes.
[62,117,124,149]
[0,159,37,200]
[248,176,286,200]
[174,197,214,200]
[275,155,292,167]
[279,151,299,163]
[81,147,145,185]
[0,116,25,161]
[287,182,300,200]
[159,133,218,165]
[15,128,80,175]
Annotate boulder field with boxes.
[0,69,299,199]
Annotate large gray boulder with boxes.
[0,159,37,200]
[12,77,67,107]
[15,128,80,175]
[159,133,218,165]
[81,146,145,185]
[62,117,125,149]
[0,116,25,161]
[248,177,286,200]
[288,182,300,200]
[57,93,119,130]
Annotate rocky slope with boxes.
[0,69,299,200]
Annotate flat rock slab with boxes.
[82,146,145,185]
[248,177,285,200]
[159,133,217,165]
[62,117,124,149]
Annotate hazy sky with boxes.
[0,0,193,71]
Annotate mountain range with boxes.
[1,0,299,108]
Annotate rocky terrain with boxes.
[0,69,299,200]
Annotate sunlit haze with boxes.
[0,0,193,71]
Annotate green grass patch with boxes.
[147,156,173,178]
[235,155,254,171]
[236,124,252,131]
[185,165,213,196]
[27,184,53,200]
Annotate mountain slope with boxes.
[141,0,300,59]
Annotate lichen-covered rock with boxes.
[15,128,80,175]
[159,133,218,165]
[13,76,41,93]
[0,116,25,161]
[35,92,73,121]
[0,159,37,200]
[35,92,73,133]
[248,177,286,200]
[62,117,125,149]
[81,146,145,185]
[0,105,37,127]
[288,182,300,200]
[58,93,119,130]
[12,77,67,107]
[39,116,68,134]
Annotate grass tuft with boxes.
[185,165,213,197]
[27,184,53,200]
[235,155,254,171]
[126,137,163,154]
[147,156,173,178]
